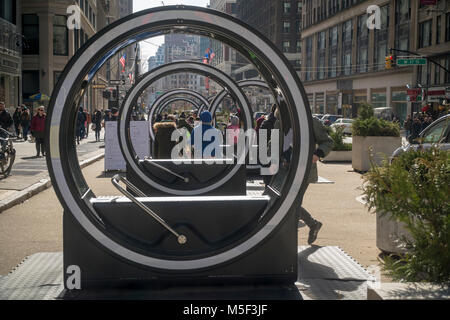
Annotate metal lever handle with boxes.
[144,158,189,183]
[111,174,187,245]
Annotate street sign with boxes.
[397,57,427,66]
[92,84,106,89]
[109,79,125,85]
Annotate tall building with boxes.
[164,33,207,96]
[236,0,303,76]
[20,0,132,112]
[0,0,22,111]
[300,0,450,121]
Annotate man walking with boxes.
[0,102,13,131]
[298,116,334,244]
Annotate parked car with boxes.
[313,114,324,120]
[391,114,450,161]
[330,118,354,135]
[321,114,343,126]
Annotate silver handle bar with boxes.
[111,174,187,245]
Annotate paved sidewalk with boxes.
[0,132,105,213]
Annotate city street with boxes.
[0,155,388,282]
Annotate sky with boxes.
[133,0,210,72]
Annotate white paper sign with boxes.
[104,121,150,171]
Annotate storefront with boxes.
[326,93,338,115]
[391,88,408,122]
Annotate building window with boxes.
[434,61,441,85]
[395,0,410,51]
[318,31,326,80]
[22,70,39,100]
[375,5,389,71]
[445,55,450,83]
[22,14,39,55]
[342,19,352,76]
[357,14,368,73]
[328,25,338,78]
[296,20,301,33]
[436,15,441,45]
[419,20,432,48]
[53,15,68,56]
[296,40,302,53]
[282,41,290,53]
[371,91,387,109]
[305,36,313,81]
[446,13,450,42]
[283,21,290,33]
[284,2,291,14]
[0,0,16,24]
[297,1,302,14]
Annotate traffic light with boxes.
[385,55,395,69]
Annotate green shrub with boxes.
[362,147,450,284]
[327,126,352,151]
[352,103,400,137]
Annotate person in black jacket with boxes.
[0,102,13,131]
[76,107,86,145]
[92,109,103,142]
[13,106,22,138]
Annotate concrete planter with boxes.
[352,136,402,172]
[323,150,352,162]
[376,211,412,254]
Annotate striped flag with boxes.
[119,53,126,71]
[128,73,133,82]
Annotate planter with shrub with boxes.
[362,147,450,284]
[323,126,352,162]
[352,104,401,172]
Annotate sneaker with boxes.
[307,221,322,245]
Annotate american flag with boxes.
[119,53,126,71]
[128,73,133,82]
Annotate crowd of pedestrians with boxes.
[403,112,435,142]
[0,102,46,157]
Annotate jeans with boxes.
[96,130,101,141]
[298,207,318,228]
[22,124,29,140]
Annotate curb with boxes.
[0,152,104,213]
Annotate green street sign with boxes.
[397,58,427,66]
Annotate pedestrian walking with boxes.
[267,106,333,245]
[13,106,22,138]
[403,115,412,138]
[76,107,86,145]
[84,109,91,138]
[410,117,422,142]
[298,116,334,244]
[0,102,13,131]
[92,109,103,142]
[31,106,46,157]
[20,106,31,141]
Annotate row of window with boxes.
[302,0,365,29]
[22,14,68,56]
[282,20,302,33]
[304,2,420,81]
[283,1,303,14]
[76,0,96,29]
[419,13,450,48]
